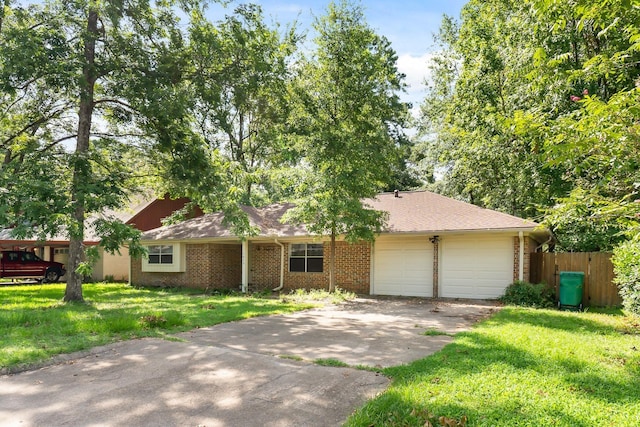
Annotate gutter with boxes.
[535,234,554,252]
[272,239,285,292]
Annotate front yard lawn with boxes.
[0,283,315,371]
[346,307,640,426]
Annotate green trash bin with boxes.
[558,271,584,310]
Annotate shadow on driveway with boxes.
[0,297,498,426]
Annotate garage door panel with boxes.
[444,285,507,299]
[374,237,433,297]
[441,235,513,299]
[445,253,508,267]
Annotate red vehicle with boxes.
[0,251,66,282]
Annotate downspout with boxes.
[241,240,249,293]
[272,239,285,291]
[535,235,554,252]
[518,231,524,281]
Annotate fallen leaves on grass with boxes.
[409,408,468,427]
[139,314,166,328]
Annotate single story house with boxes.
[0,196,202,281]
[131,190,548,299]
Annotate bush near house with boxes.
[500,280,554,308]
[612,238,640,315]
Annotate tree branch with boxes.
[93,98,136,111]
[37,134,78,152]
[1,107,68,148]
[91,132,147,139]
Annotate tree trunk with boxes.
[329,229,336,292]
[64,9,98,302]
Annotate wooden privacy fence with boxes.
[530,252,621,307]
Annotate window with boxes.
[141,243,185,273]
[148,245,174,265]
[21,252,40,262]
[289,243,323,272]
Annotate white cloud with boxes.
[397,53,434,106]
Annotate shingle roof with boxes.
[141,203,309,240]
[364,191,539,233]
[141,191,541,241]
[0,194,157,245]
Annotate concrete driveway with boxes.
[0,297,498,427]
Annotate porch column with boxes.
[241,240,249,293]
[430,236,439,298]
[518,232,524,281]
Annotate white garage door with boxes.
[440,235,514,299]
[373,236,433,297]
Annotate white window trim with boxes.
[141,243,186,273]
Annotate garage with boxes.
[372,236,433,297]
[440,234,514,299]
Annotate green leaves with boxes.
[419,0,639,253]
[185,4,298,207]
[1,0,215,300]
[286,0,406,242]
[543,188,629,252]
[612,236,640,315]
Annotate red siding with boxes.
[127,198,204,232]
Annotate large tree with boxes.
[286,0,408,291]
[0,0,201,301]
[186,4,298,207]
[533,0,640,250]
[419,0,640,251]
[417,0,569,218]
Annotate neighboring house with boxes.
[132,191,549,299]
[0,197,202,282]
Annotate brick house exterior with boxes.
[131,240,371,294]
[132,243,241,289]
[131,191,549,298]
[512,235,538,284]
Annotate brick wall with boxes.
[131,243,241,290]
[332,241,371,294]
[132,241,371,294]
[249,243,281,289]
[513,236,534,283]
[250,241,371,294]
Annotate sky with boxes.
[205,0,468,109]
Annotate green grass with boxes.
[345,307,640,426]
[279,354,304,361]
[314,357,350,367]
[0,283,316,370]
[422,327,453,337]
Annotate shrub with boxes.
[500,280,554,308]
[612,239,640,315]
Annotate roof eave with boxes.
[379,226,545,235]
